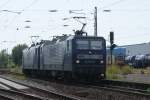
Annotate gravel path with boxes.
[121,74,150,83]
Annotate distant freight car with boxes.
[125,55,136,66]
[113,47,126,66]
[144,54,150,67]
[22,31,106,80]
[125,54,150,68]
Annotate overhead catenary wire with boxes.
[21,0,39,12]
[100,0,150,13]
[105,9,150,12]
[0,0,40,30]
[0,0,11,9]
[0,0,11,29]
[0,0,40,50]
[101,0,127,9]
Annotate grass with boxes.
[106,65,134,80]
[106,65,121,80]
[132,68,150,74]
[121,66,133,75]
[10,66,23,74]
[9,66,26,80]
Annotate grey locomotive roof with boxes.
[26,34,105,49]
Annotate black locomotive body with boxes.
[22,34,106,80]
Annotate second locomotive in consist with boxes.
[22,30,106,80]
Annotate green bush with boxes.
[106,65,134,80]
[106,65,121,79]
[121,66,133,75]
[10,66,23,74]
[107,65,121,74]
[107,72,120,80]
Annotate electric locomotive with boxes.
[22,29,106,80]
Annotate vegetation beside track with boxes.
[106,64,150,82]
[106,65,133,80]
[9,66,26,80]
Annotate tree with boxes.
[0,50,9,67]
[12,44,28,66]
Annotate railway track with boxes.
[4,71,150,99]
[0,75,82,100]
[81,80,150,93]
[0,88,45,100]
[10,71,150,91]
[0,93,18,100]
[81,81,150,96]
[20,78,150,100]
[100,79,150,90]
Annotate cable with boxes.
[0,0,40,31]
[22,0,39,11]
[0,0,11,9]
[106,9,150,12]
[101,0,150,13]
[101,0,127,9]
[0,0,11,22]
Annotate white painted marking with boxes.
[0,78,28,89]
[0,83,10,90]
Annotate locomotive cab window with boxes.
[76,40,103,50]
[90,41,102,50]
[76,40,89,49]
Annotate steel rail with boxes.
[0,88,46,100]
[80,81,150,96]
[19,78,150,100]
[20,77,150,97]
[8,71,150,90]
[0,93,15,100]
[0,75,82,100]
[28,78,150,96]
[100,79,150,90]
[6,72,150,99]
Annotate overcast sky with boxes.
[0,0,150,52]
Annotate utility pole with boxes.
[110,31,114,65]
[110,31,116,65]
[94,7,97,36]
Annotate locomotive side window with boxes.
[90,41,102,50]
[67,40,69,51]
[76,40,89,49]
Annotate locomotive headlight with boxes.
[100,60,104,64]
[76,60,80,64]
[101,74,104,77]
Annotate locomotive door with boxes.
[63,40,72,71]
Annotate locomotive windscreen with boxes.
[90,41,102,50]
[76,40,102,50]
[76,40,89,49]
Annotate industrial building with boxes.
[107,42,150,65]
[121,42,150,56]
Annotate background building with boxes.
[122,43,150,56]
[107,42,150,65]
